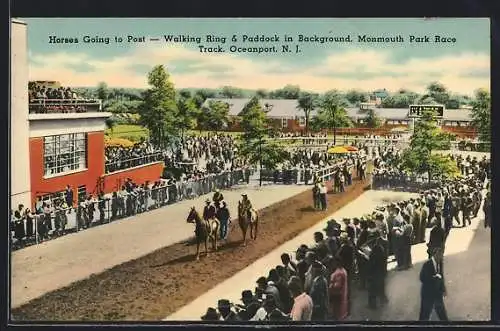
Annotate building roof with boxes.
[203,98,472,122]
[203,98,317,118]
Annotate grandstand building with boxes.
[10,19,163,210]
[204,98,476,137]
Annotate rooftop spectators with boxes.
[28,84,101,114]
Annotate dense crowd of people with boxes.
[105,134,247,179]
[28,84,99,113]
[200,154,490,321]
[372,147,491,193]
[105,142,164,173]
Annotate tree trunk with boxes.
[259,138,263,187]
[305,110,310,134]
[333,124,337,146]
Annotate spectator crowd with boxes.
[199,147,489,321]
[28,83,100,113]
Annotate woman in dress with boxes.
[328,256,349,320]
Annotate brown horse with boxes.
[238,202,259,246]
[187,207,220,260]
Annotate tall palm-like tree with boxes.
[297,92,319,134]
[319,90,350,145]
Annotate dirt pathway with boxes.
[12,178,369,321]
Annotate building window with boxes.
[298,117,306,127]
[41,190,65,205]
[282,118,288,128]
[44,133,87,176]
[77,185,87,202]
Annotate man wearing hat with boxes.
[241,290,258,307]
[203,199,216,222]
[295,246,309,286]
[309,260,329,320]
[212,189,224,205]
[217,299,240,321]
[216,201,230,240]
[201,307,221,321]
[366,234,389,309]
[419,199,430,243]
[419,247,448,320]
[324,220,340,257]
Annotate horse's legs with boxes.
[205,238,209,256]
[242,225,247,246]
[214,227,218,251]
[253,221,259,240]
[196,241,200,260]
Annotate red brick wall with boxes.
[29,131,105,209]
[100,162,164,193]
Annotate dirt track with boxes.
[12,178,369,321]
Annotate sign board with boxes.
[408,105,444,118]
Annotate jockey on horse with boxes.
[203,199,217,221]
[240,193,253,220]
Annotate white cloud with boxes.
[27,44,490,95]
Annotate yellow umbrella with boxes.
[344,145,359,152]
[327,146,349,154]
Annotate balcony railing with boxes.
[29,98,102,114]
[105,152,164,174]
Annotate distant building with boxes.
[204,98,476,137]
[203,98,316,132]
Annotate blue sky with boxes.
[21,18,490,95]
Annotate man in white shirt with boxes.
[319,183,328,211]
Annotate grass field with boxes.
[105,124,149,142]
[106,125,244,142]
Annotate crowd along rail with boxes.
[10,168,253,251]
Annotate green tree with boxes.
[96,82,109,101]
[220,86,244,99]
[470,88,491,143]
[420,82,450,105]
[177,94,199,140]
[256,89,269,98]
[316,90,351,145]
[269,84,301,99]
[297,92,319,133]
[193,89,217,108]
[401,110,457,181]
[199,100,230,133]
[445,95,461,109]
[139,65,178,147]
[365,108,382,128]
[238,97,286,186]
[345,89,368,105]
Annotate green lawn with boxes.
[106,124,149,142]
[106,125,243,142]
